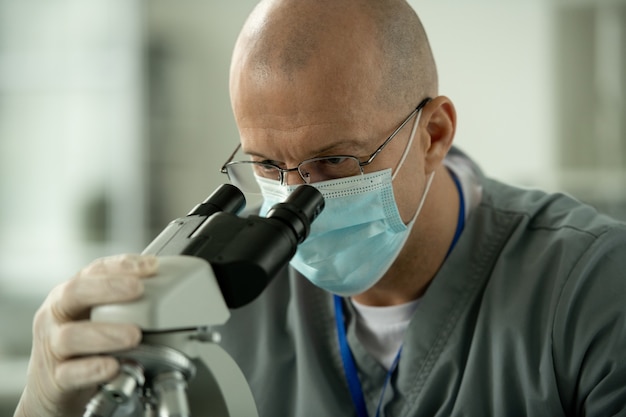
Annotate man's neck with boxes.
[351,166,460,306]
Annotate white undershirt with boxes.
[351,298,420,369]
[350,152,482,369]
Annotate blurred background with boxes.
[0,0,625,413]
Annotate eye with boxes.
[251,158,281,169]
[251,161,280,178]
[319,156,351,166]
[302,156,360,182]
[251,157,279,165]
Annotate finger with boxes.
[52,255,158,321]
[50,274,143,322]
[50,321,142,360]
[54,356,120,391]
[82,254,158,277]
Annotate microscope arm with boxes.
[91,256,259,417]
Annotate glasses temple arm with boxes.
[220,143,243,173]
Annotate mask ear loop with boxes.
[391,106,423,181]
[410,170,435,223]
[391,105,435,224]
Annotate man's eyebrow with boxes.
[244,150,270,159]
[244,139,368,161]
[311,140,367,156]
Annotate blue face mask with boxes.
[258,108,433,296]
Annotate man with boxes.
[14,0,626,416]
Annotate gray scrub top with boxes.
[215,167,626,416]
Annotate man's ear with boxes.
[421,96,457,173]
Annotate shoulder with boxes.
[475,178,626,414]
[473,178,626,268]
[480,177,624,237]
[474,177,626,324]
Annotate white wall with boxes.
[0,1,145,296]
[415,2,557,189]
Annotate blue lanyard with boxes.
[334,172,465,417]
[446,172,465,259]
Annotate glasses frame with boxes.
[221,97,431,186]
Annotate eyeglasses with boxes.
[221,97,431,194]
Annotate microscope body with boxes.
[88,184,324,417]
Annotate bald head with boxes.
[230,0,437,115]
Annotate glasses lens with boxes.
[299,156,362,183]
[226,162,280,194]
[223,155,363,194]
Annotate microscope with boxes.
[84,183,324,417]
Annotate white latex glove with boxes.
[13,254,158,417]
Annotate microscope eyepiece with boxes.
[266,185,324,243]
[187,183,246,217]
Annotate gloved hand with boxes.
[13,254,158,417]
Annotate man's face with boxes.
[229,38,427,223]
